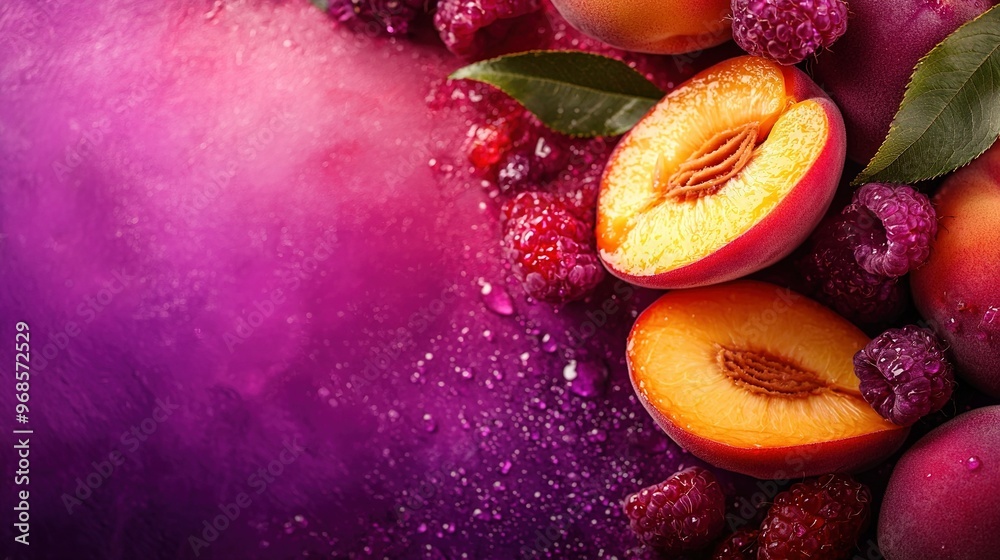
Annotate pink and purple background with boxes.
[0,1,922,558]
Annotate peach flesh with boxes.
[597,56,846,290]
[627,281,908,479]
[549,0,731,54]
[911,143,1000,398]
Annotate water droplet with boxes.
[966,456,982,471]
[541,333,557,353]
[562,360,578,381]
[500,460,512,475]
[568,359,608,398]
[422,413,438,433]
[416,523,427,533]
[481,282,514,316]
[586,428,607,443]
[460,368,473,380]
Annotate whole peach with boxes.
[879,406,1000,560]
[813,0,994,163]
[548,0,731,54]
[911,143,1000,398]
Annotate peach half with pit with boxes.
[597,56,847,290]
[627,280,909,479]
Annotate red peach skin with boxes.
[879,406,1000,560]
[911,142,1000,397]
[637,400,909,479]
[549,0,731,54]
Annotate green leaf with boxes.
[450,51,665,137]
[855,5,1000,185]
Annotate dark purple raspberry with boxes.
[797,215,908,327]
[846,183,937,278]
[329,0,429,36]
[854,325,955,426]
[713,529,759,560]
[434,0,542,57]
[623,466,726,552]
[759,474,871,560]
[732,0,848,65]
[496,126,571,193]
[497,152,534,193]
[500,192,603,304]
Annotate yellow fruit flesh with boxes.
[598,57,829,275]
[628,282,900,448]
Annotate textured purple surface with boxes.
[0,1,751,558]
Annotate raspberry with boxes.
[467,121,515,172]
[712,529,759,560]
[759,474,871,560]
[500,192,603,304]
[329,0,429,36]
[731,0,849,65]
[796,215,908,326]
[846,183,937,278]
[854,325,955,426]
[434,0,542,57]
[496,126,571,193]
[623,466,726,552]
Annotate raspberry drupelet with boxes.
[759,474,871,560]
[731,0,849,65]
[500,192,604,304]
[623,466,726,553]
[854,325,955,426]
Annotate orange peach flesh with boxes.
[628,281,905,456]
[598,57,832,280]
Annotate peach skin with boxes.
[596,56,846,290]
[911,142,1000,398]
[627,281,909,479]
[549,0,731,54]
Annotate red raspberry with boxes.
[854,325,955,426]
[796,215,908,327]
[434,0,542,57]
[846,183,937,278]
[466,121,515,172]
[759,474,871,560]
[712,529,759,560]
[500,192,603,304]
[732,0,849,65]
[623,466,726,553]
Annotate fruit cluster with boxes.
[328,1,1000,558]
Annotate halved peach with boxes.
[627,280,908,479]
[597,56,847,289]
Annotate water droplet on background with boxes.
[567,359,608,398]
[966,456,981,471]
[481,281,514,316]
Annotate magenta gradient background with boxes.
[0,1,731,558]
